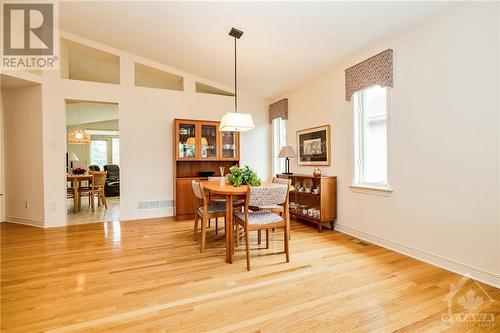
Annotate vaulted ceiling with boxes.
[60,1,455,98]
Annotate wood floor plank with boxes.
[1,218,498,332]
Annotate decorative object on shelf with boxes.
[72,167,86,175]
[227,166,261,187]
[219,166,225,186]
[278,146,297,175]
[313,167,321,177]
[297,125,331,166]
[68,153,79,172]
[303,178,313,193]
[220,27,255,132]
[67,128,90,144]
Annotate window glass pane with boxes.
[272,118,287,176]
[354,86,388,187]
[112,138,119,165]
[90,140,107,170]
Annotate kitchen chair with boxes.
[249,177,292,242]
[207,176,245,231]
[78,171,107,212]
[192,180,226,252]
[233,183,290,271]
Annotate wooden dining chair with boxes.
[207,176,245,231]
[78,172,107,212]
[233,183,290,271]
[192,180,226,252]
[249,177,292,242]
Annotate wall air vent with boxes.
[137,200,173,210]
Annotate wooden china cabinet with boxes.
[173,119,240,220]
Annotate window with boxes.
[112,138,120,165]
[272,117,287,176]
[353,86,389,189]
[90,140,107,169]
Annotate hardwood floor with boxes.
[66,196,120,225]
[1,218,499,332]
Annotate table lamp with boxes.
[278,146,297,175]
[68,153,79,172]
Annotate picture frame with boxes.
[297,124,331,166]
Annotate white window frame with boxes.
[350,86,393,196]
[272,117,287,177]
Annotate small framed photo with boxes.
[297,125,331,166]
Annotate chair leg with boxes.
[258,230,261,245]
[245,226,251,271]
[284,226,290,263]
[266,229,270,249]
[235,224,240,247]
[101,193,108,209]
[193,213,199,241]
[201,216,207,253]
[215,217,218,235]
[90,191,95,213]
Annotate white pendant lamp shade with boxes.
[67,128,91,144]
[220,112,254,132]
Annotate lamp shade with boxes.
[67,129,90,144]
[201,137,209,146]
[219,112,254,132]
[186,137,196,145]
[68,153,79,162]
[278,146,297,158]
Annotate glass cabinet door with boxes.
[220,131,239,160]
[178,122,197,159]
[200,123,218,159]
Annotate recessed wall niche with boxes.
[195,82,234,96]
[60,38,120,84]
[134,62,184,91]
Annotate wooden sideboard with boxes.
[173,119,240,220]
[277,174,337,232]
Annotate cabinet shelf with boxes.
[278,173,337,232]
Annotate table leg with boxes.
[73,180,79,213]
[225,195,233,264]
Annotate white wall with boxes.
[39,32,270,226]
[276,3,499,286]
[3,85,45,226]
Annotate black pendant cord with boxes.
[234,36,237,113]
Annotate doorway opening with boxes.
[65,100,120,225]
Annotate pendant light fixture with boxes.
[67,107,91,144]
[219,27,255,132]
[67,128,91,144]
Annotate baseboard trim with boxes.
[5,216,45,228]
[335,224,500,288]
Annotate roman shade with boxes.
[269,98,288,123]
[345,49,393,101]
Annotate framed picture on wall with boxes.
[297,125,331,166]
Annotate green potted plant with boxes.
[227,166,261,187]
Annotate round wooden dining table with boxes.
[201,181,248,264]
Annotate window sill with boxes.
[349,184,393,196]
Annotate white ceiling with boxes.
[60,1,456,98]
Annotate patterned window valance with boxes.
[269,98,288,123]
[345,49,393,101]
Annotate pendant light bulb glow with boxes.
[67,128,91,144]
[219,27,255,133]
